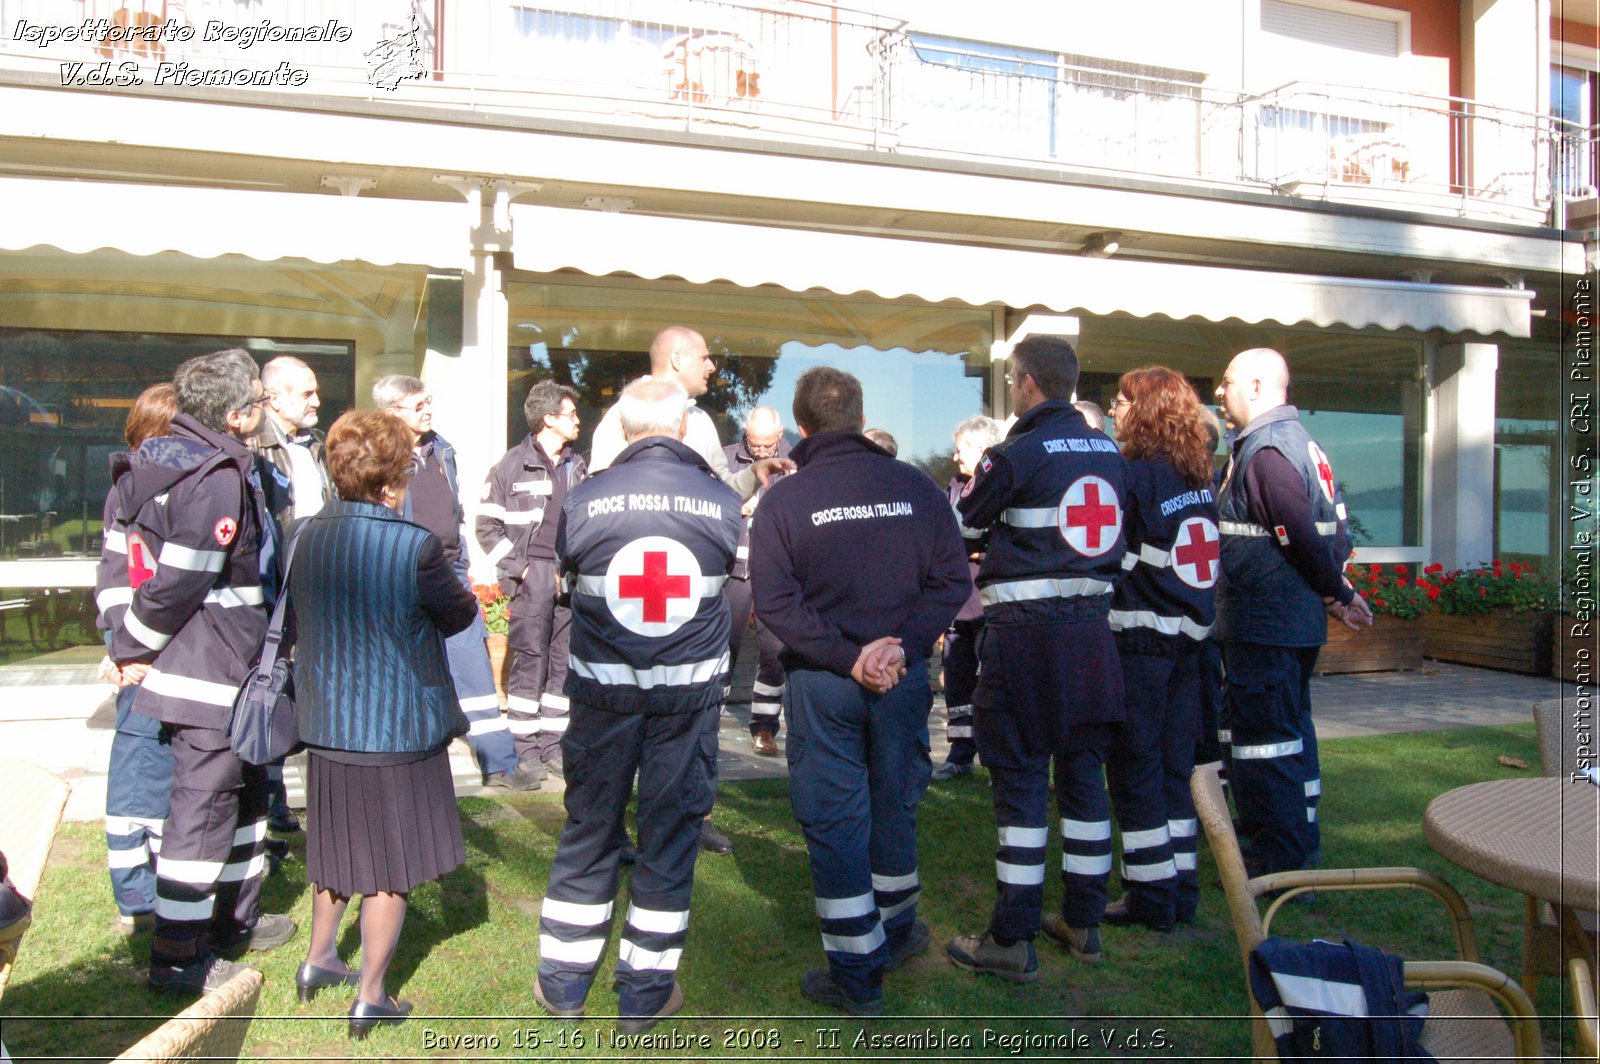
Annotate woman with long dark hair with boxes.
[1103,366,1220,932]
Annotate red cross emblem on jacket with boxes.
[604,535,704,637]
[1057,475,1123,557]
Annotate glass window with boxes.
[1495,344,1562,575]
[1078,317,1423,548]
[504,278,993,480]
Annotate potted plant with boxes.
[1316,562,1428,674]
[474,583,511,700]
[1423,561,1558,675]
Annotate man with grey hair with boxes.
[535,375,740,1034]
[104,348,296,994]
[934,413,1005,782]
[376,374,524,789]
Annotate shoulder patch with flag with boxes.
[1274,525,1290,546]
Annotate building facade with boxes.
[0,0,1593,663]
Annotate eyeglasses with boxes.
[1005,370,1031,387]
[549,408,580,423]
[1109,396,1131,412]
[394,396,433,413]
[235,394,271,413]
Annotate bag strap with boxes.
[255,527,302,674]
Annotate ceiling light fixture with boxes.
[1081,231,1121,258]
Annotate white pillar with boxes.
[1431,342,1498,568]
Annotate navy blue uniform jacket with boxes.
[749,431,971,678]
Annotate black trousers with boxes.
[507,558,573,765]
[725,578,787,737]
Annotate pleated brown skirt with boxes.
[305,748,466,897]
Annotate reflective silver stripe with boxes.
[1174,852,1198,871]
[105,815,164,835]
[204,586,265,608]
[108,846,151,869]
[234,820,266,846]
[142,668,236,707]
[97,587,134,612]
[103,529,127,553]
[822,925,886,955]
[157,896,215,921]
[1271,972,1368,1016]
[1219,521,1270,537]
[507,719,541,735]
[1129,543,1171,568]
[504,510,543,526]
[626,904,688,935]
[570,653,728,690]
[814,892,875,920]
[1063,853,1114,876]
[157,542,227,573]
[1107,609,1214,641]
[1305,779,1321,798]
[998,826,1048,848]
[750,702,781,718]
[1001,506,1058,529]
[1315,520,1339,535]
[752,681,784,697]
[1233,739,1304,760]
[540,934,606,964]
[1307,808,1319,822]
[1120,826,1170,851]
[506,695,540,714]
[1060,818,1112,841]
[959,519,986,541]
[1264,1006,1295,1037]
[158,857,225,883]
[1121,551,1139,571]
[880,894,919,922]
[1335,502,1347,519]
[735,545,750,560]
[1121,858,1177,882]
[468,716,509,736]
[1217,729,1233,743]
[478,503,507,519]
[485,539,514,566]
[981,577,1112,606]
[543,898,614,926]
[459,694,500,713]
[218,853,267,883]
[541,693,570,712]
[996,860,1045,885]
[573,574,727,598]
[872,871,918,893]
[618,940,682,971]
[1168,818,1198,839]
[542,716,570,734]
[947,725,973,738]
[122,608,173,652]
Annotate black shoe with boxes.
[799,968,883,1016]
[1039,915,1101,964]
[484,763,544,791]
[269,809,301,834]
[946,932,1039,982]
[149,956,252,996]
[348,996,413,1039]
[533,977,585,1019]
[1102,896,1175,933]
[931,760,973,781]
[883,918,930,973]
[617,983,684,1036]
[698,820,734,856]
[543,754,565,780]
[220,912,297,954]
[296,961,360,1003]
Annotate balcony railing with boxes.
[0,0,1590,221]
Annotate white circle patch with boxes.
[1307,441,1337,504]
[1056,475,1123,557]
[1171,516,1220,590]
[604,535,704,637]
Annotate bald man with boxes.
[1213,348,1370,880]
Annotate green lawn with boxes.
[1,723,1579,1061]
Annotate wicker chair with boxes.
[112,966,264,1063]
[1572,958,1598,1060]
[0,756,72,1001]
[1525,698,1598,997]
[1192,763,1542,1061]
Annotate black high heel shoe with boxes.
[348,995,413,1039]
[295,962,360,1003]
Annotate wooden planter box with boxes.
[1424,610,1554,675]
[1552,613,1596,683]
[1315,613,1425,674]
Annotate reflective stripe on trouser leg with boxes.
[786,666,930,999]
[444,612,517,776]
[1161,645,1204,921]
[1221,641,1315,876]
[537,601,573,759]
[537,701,646,1010]
[1105,650,1179,925]
[1056,743,1114,928]
[749,618,787,738]
[153,725,266,967]
[980,755,1050,941]
[106,686,172,918]
[1296,646,1322,866]
[617,704,718,1018]
[941,617,981,767]
[506,560,567,765]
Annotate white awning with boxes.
[0,178,466,267]
[511,205,1533,338]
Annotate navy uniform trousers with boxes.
[444,600,517,779]
[507,557,572,767]
[105,682,173,919]
[1104,646,1202,927]
[724,577,787,738]
[785,662,930,1003]
[974,619,1122,939]
[1220,641,1322,876]
[151,724,269,968]
[536,701,719,1017]
[941,618,981,768]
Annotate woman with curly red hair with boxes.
[1103,366,1220,932]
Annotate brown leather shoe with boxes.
[752,732,779,757]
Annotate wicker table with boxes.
[1424,777,1599,994]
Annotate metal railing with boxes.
[1,0,1590,219]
